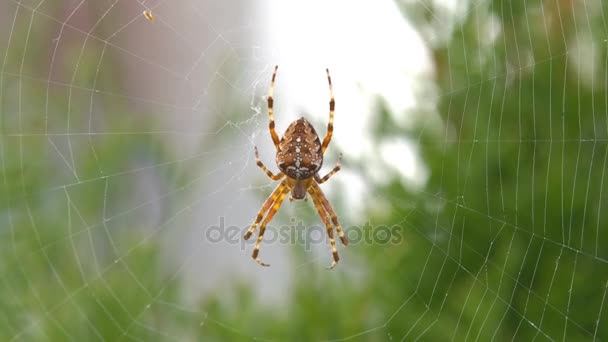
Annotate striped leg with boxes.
[267,65,280,148]
[321,68,335,153]
[311,182,348,246]
[244,179,287,240]
[252,185,289,266]
[255,146,284,180]
[314,153,342,184]
[309,186,339,269]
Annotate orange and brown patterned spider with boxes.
[244,65,348,269]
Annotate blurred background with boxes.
[1,0,607,340]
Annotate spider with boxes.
[244,65,348,269]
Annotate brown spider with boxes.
[244,65,348,269]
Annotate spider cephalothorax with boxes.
[244,65,348,269]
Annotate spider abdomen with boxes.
[276,117,323,179]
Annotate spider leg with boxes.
[309,186,339,269]
[314,153,342,184]
[321,68,335,153]
[252,185,289,266]
[244,179,287,241]
[267,65,280,148]
[311,182,348,246]
[254,146,284,180]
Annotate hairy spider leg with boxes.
[315,153,342,184]
[244,179,287,241]
[252,185,290,266]
[309,186,340,269]
[254,146,284,180]
[311,182,348,246]
[321,68,335,153]
[267,65,280,148]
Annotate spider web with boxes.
[1,0,607,340]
